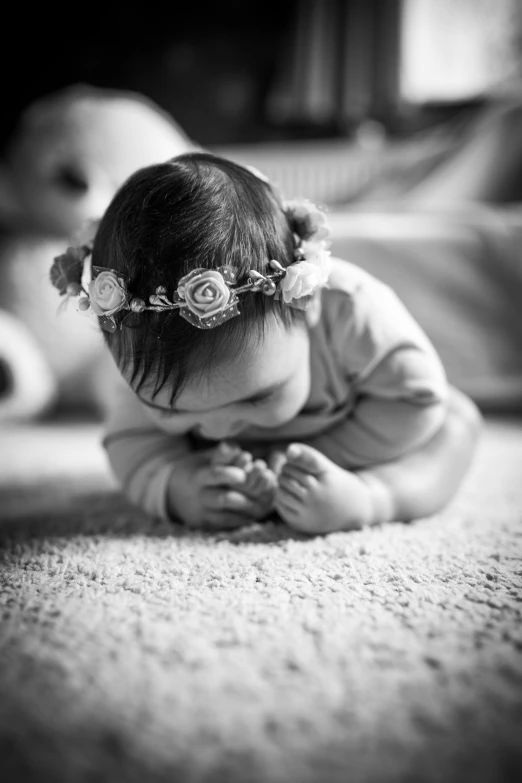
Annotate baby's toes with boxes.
[278,472,310,501]
[259,466,278,495]
[285,443,330,477]
[279,463,318,493]
[245,460,276,496]
[268,450,287,476]
[274,483,305,521]
[233,450,254,471]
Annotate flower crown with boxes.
[50,198,332,333]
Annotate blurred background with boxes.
[1,0,522,423]
[3,0,522,148]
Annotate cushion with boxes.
[328,204,522,411]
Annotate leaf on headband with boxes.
[217,265,238,285]
[98,314,118,333]
[50,247,87,295]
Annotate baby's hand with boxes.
[167,449,271,529]
[212,442,277,518]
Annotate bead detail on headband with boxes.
[49,198,332,332]
[130,297,147,313]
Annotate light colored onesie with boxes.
[103,258,449,519]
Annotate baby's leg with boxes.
[275,388,482,535]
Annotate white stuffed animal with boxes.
[0,84,195,421]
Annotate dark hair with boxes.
[92,151,306,402]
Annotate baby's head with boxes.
[54,152,331,439]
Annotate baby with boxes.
[50,152,482,534]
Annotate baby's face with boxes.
[133,319,311,440]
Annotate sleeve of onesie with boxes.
[307,272,449,468]
[102,377,192,520]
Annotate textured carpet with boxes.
[0,418,521,783]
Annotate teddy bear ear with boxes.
[0,161,26,227]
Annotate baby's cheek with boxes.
[260,397,306,427]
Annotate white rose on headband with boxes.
[182,270,231,319]
[279,261,324,303]
[88,271,127,316]
[299,241,332,285]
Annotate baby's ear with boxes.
[305,292,322,327]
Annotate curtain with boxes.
[265,0,402,130]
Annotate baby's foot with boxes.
[244,458,277,503]
[212,442,277,512]
[274,444,390,534]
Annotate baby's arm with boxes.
[103,379,268,527]
[305,348,448,467]
[273,276,481,533]
[307,277,449,467]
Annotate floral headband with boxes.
[50,198,332,333]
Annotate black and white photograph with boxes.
[1,1,521,781]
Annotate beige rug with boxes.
[0,417,521,783]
